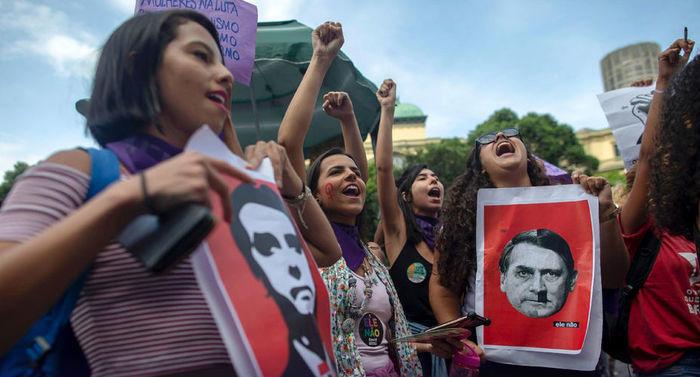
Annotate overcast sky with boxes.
[0,0,697,173]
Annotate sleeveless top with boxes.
[320,256,422,377]
[389,242,437,327]
[350,269,393,372]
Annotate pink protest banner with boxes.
[135,0,258,86]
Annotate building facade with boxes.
[364,102,440,163]
[575,128,623,172]
[601,42,660,91]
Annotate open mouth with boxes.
[428,187,441,198]
[206,91,228,106]
[495,141,515,157]
[342,184,360,197]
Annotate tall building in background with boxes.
[601,42,660,91]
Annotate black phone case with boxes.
[118,204,215,274]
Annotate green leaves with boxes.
[467,108,599,174]
[0,162,30,203]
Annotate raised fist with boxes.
[376,79,396,109]
[322,91,354,120]
[312,21,344,61]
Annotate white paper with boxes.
[597,85,654,169]
[475,185,602,370]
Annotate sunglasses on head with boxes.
[475,128,520,146]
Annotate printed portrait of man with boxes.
[498,228,578,318]
[230,183,331,377]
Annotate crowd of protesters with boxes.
[0,9,697,377]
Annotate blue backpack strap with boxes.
[85,148,120,200]
[1,148,120,377]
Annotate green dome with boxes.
[395,102,425,119]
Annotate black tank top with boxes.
[389,242,437,327]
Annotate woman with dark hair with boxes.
[373,79,449,376]
[276,23,428,376]
[0,10,337,376]
[429,121,627,375]
[620,38,700,376]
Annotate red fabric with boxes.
[618,216,700,373]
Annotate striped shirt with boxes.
[0,163,232,376]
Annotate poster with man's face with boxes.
[185,128,335,377]
[476,185,602,370]
[597,84,654,169]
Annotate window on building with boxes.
[613,143,620,157]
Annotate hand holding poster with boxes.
[185,127,335,377]
[135,0,258,85]
[476,185,602,370]
[597,84,655,169]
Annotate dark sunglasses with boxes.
[475,128,520,146]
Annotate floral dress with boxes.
[320,250,423,377]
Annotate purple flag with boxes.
[534,155,573,185]
[135,0,258,86]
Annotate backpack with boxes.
[601,229,661,364]
[0,148,120,377]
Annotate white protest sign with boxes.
[597,85,654,169]
[475,185,602,370]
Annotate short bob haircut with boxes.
[87,10,223,146]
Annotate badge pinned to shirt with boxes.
[358,313,384,347]
[407,262,428,284]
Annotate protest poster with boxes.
[135,0,258,86]
[476,185,602,370]
[185,127,335,377]
[597,84,654,169]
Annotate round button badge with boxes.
[406,262,427,283]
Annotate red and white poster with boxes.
[476,185,602,370]
[186,127,335,377]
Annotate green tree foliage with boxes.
[402,138,472,189]
[466,108,599,174]
[0,162,30,203]
[361,159,380,240]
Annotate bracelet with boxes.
[283,185,312,229]
[139,172,157,213]
[282,184,307,203]
[653,88,664,94]
[601,206,621,223]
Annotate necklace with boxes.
[341,251,376,333]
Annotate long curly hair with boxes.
[649,55,700,240]
[436,143,550,296]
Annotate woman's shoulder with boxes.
[44,149,91,175]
